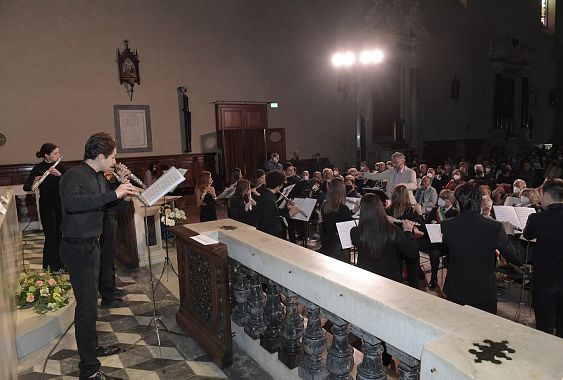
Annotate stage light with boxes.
[359,49,385,65]
[332,51,356,67]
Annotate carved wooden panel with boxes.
[171,225,232,369]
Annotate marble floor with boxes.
[17,231,271,380]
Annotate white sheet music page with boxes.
[290,197,317,221]
[139,166,185,206]
[336,220,358,249]
[514,207,536,230]
[190,234,219,245]
[425,224,443,243]
[493,206,522,229]
[217,186,236,200]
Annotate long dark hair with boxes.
[358,193,397,260]
[388,184,413,218]
[322,177,346,214]
[233,179,250,202]
[36,143,57,159]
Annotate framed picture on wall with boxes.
[113,105,153,153]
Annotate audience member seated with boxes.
[263,152,283,172]
[516,188,542,211]
[345,175,361,198]
[503,179,527,206]
[497,164,518,189]
[415,175,438,214]
[444,169,465,190]
[442,182,519,314]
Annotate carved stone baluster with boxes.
[260,279,284,352]
[387,344,421,380]
[244,270,265,339]
[324,312,353,380]
[231,262,250,327]
[278,289,304,369]
[298,298,328,380]
[351,326,386,380]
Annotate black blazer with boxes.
[523,203,563,277]
[320,203,353,260]
[442,212,518,314]
[255,189,287,238]
[351,225,418,283]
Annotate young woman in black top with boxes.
[23,143,66,271]
[227,179,256,226]
[196,171,217,222]
[351,193,418,282]
[386,185,425,288]
[320,177,353,262]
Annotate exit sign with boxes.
[270,102,279,108]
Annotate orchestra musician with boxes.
[425,189,459,289]
[196,171,217,222]
[227,179,256,226]
[59,132,139,380]
[320,177,353,262]
[255,170,300,238]
[523,178,563,337]
[23,143,66,271]
[442,182,519,314]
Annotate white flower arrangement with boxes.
[159,204,187,226]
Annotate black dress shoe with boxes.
[100,298,129,309]
[95,345,123,357]
[428,279,438,289]
[90,369,124,379]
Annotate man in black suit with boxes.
[441,182,518,314]
[255,171,300,238]
[523,179,563,337]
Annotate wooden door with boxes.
[215,103,270,184]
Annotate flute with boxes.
[116,163,147,189]
[31,157,63,191]
[108,168,147,205]
[387,215,421,226]
[277,191,308,218]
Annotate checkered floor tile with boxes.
[18,231,271,380]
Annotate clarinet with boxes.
[31,157,63,191]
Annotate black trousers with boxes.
[99,213,117,304]
[532,274,563,338]
[39,201,63,271]
[429,245,447,281]
[60,239,101,379]
[399,252,420,289]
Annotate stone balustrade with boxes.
[182,219,563,380]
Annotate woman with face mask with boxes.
[444,169,465,191]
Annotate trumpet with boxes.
[115,163,147,189]
[31,157,63,191]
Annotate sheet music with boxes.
[190,234,219,245]
[217,186,236,200]
[290,197,317,221]
[514,207,536,230]
[138,166,185,206]
[336,220,358,249]
[425,224,443,243]
[503,196,521,207]
[493,206,523,229]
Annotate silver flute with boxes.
[31,156,63,191]
[116,163,147,189]
[108,168,149,205]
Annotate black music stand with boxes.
[124,204,187,372]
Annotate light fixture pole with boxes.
[332,49,384,166]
